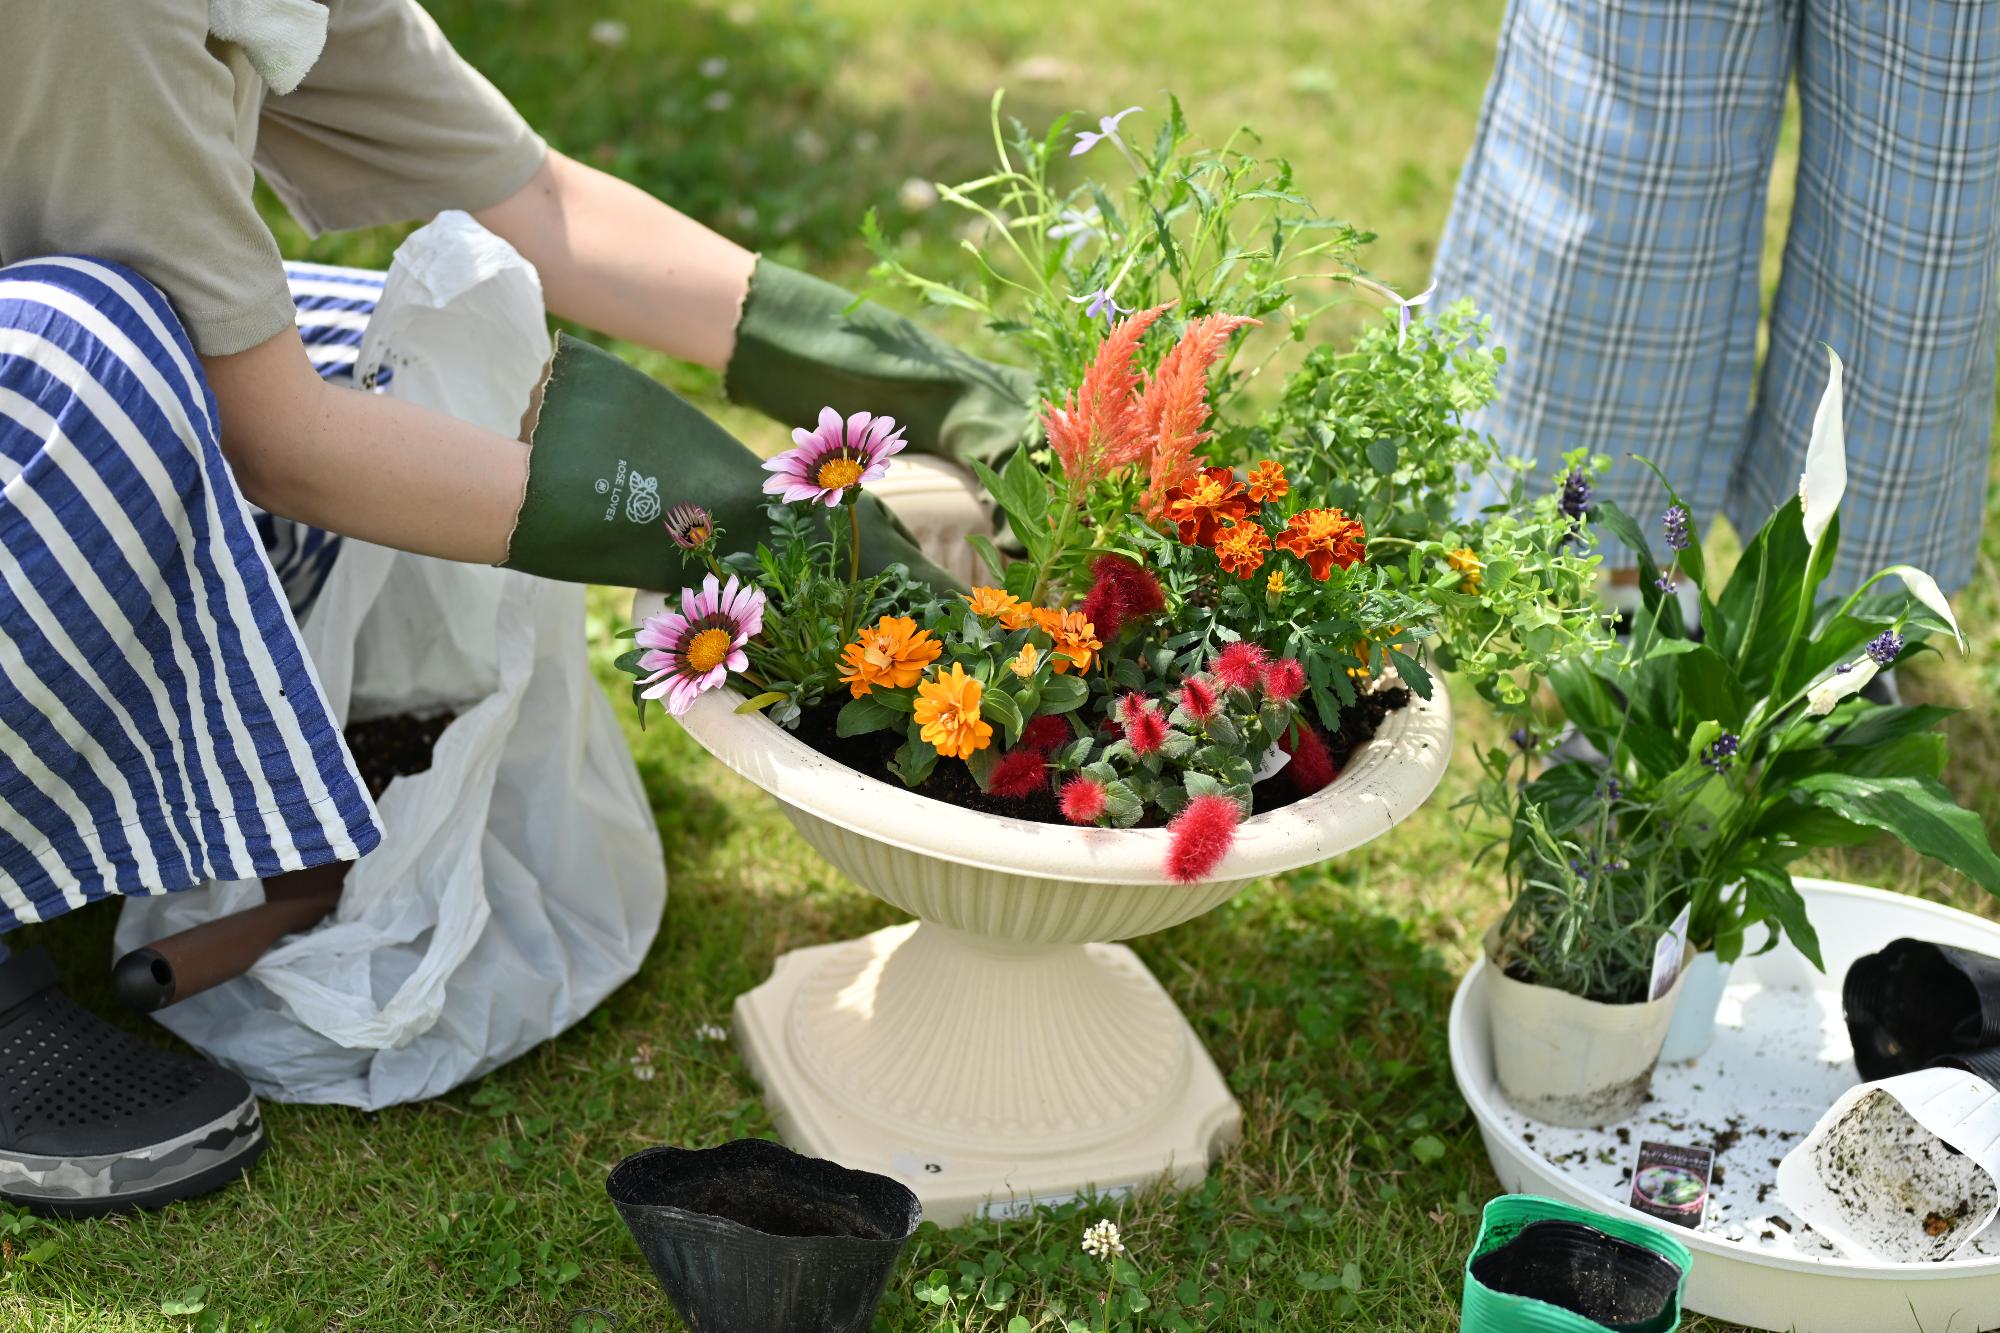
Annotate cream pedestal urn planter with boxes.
[644,601,1453,1224]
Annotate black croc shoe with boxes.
[0,948,265,1218]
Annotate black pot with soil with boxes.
[606,1139,921,1333]
[1462,1199,1690,1333]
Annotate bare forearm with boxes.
[475,151,756,370]
[204,331,530,564]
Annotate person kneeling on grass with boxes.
[0,0,1029,1217]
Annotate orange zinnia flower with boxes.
[1163,466,1251,546]
[1275,507,1367,580]
[913,663,993,760]
[1009,642,1041,678]
[838,615,942,697]
[1246,460,1288,503]
[1214,520,1271,578]
[963,586,1032,630]
[1031,607,1103,675]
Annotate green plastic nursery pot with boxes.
[1462,1195,1691,1333]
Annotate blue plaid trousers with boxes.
[1435,0,2000,592]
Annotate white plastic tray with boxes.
[1449,878,2000,1333]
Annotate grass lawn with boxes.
[7,1,1999,1329]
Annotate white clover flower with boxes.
[898,178,940,213]
[703,89,733,112]
[696,1023,728,1042]
[589,19,629,48]
[1081,1218,1124,1259]
[698,55,729,78]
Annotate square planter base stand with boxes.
[732,921,1244,1227]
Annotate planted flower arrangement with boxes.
[619,99,1605,1222]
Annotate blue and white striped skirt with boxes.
[0,256,398,935]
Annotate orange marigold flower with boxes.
[1213,520,1271,578]
[1275,507,1367,580]
[913,662,993,760]
[963,586,1032,630]
[1163,466,1251,547]
[1247,460,1288,503]
[838,615,942,697]
[1031,607,1103,675]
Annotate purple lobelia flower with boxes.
[1068,286,1130,323]
[1663,504,1691,552]
[1702,732,1741,772]
[1071,106,1143,156]
[1866,630,1905,666]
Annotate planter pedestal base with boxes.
[733,920,1243,1227]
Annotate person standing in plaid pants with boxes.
[1435,0,2000,594]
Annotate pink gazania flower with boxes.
[762,406,907,507]
[635,573,766,716]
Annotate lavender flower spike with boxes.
[1663,504,1691,552]
[1866,629,1904,666]
[1559,469,1594,521]
[1071,106,1143,157]
[1701,732,1740,772]
[1068,286,1130,323]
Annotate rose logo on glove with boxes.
[625,473,662,523]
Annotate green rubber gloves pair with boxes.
[502,260,1034,592]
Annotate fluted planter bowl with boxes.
[654,616,1453,1225]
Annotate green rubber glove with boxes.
[724,258,1036,472]
[503,334,960,591]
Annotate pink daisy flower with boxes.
[761,406,907,507]
[635,573,766,715]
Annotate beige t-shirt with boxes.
[3,0,548,355]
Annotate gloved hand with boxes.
[503,334,959,591]
[724,259,1036,473]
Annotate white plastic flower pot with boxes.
[642,618,1452,1226]
[1776,1067,2000,1264]
[1484,943,1686,1128]
[1658,951,1733,1065]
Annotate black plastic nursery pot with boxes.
[1844,937,2000,1081]
[606,1139,922,1333]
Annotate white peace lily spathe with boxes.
[1883,564,1967,652]
[1806,658,1881,716]
[1796,347,1966,654]
[1798,344,1847,547]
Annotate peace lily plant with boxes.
[1482,347,2000,1104]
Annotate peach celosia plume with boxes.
[1041,303,1172,488]
[1137,313,1258,518]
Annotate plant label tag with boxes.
[1648,904,1692,1001]
[1629,1140,1714,1229]
[1252,744,1292,783]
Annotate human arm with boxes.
[201,327,530,564]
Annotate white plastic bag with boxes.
[115,213,666,1108]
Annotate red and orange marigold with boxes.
[1213,520,1271,578]
[1163,466,1251,547]
[1274,507,1367,580]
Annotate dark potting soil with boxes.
[343,711,455,800]
[1470,1220,1679,1330]
[788,686,1410,827]
[650,1173,898,1241]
